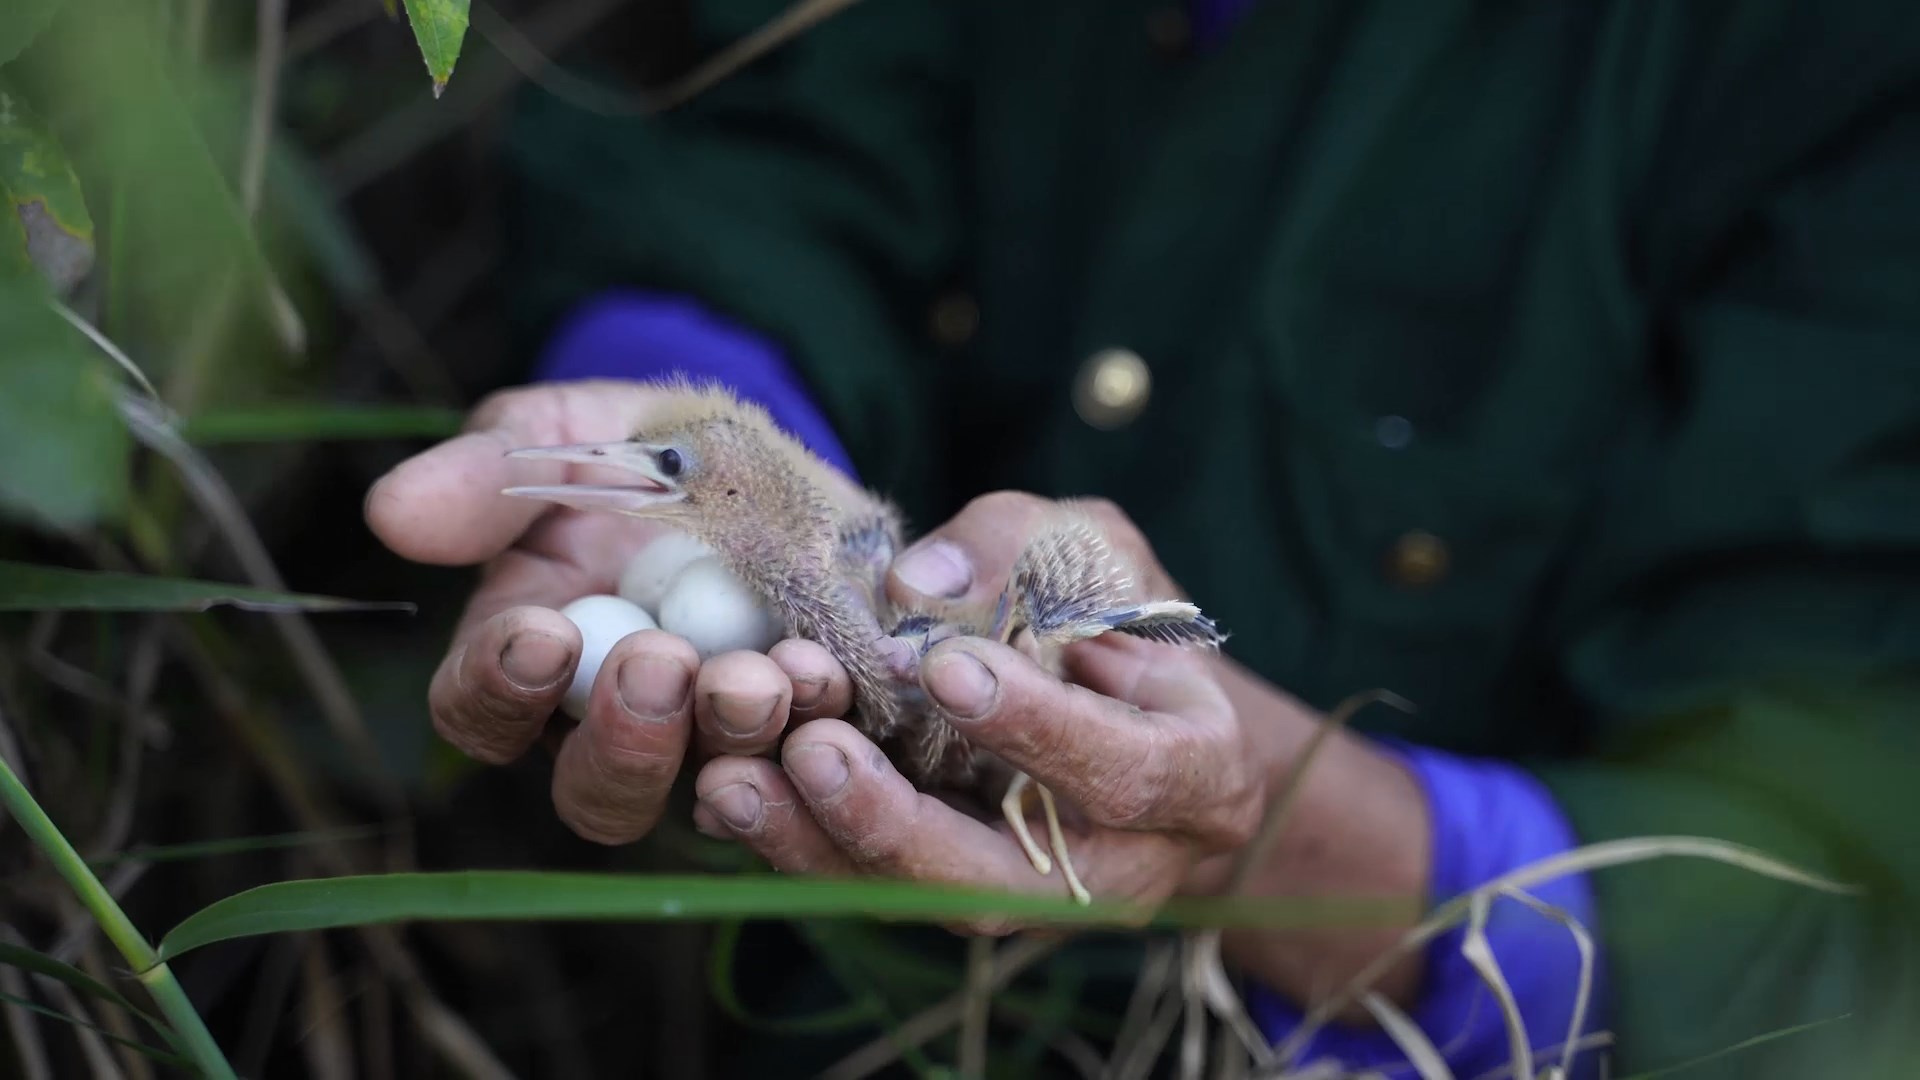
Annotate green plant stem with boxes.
[0,754,237,1079]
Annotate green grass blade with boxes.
[177,404,464,444]
[0,753,236,1077]
[157,871,1415,962]
[1614,1013,1854,1080]
[0,560,416,614]
[0,989,194,1069]
[0,942,170,1036]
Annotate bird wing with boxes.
[833,496,907,620]
[1009,506,1227,650]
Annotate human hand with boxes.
[690,491,1431,1005]
[690,493,1264,913]
[363,379,864,845]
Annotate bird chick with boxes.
[500,378,1226,904]
[500,378,912,747]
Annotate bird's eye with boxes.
[656,448,683,478]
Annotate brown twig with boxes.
[959,935,994,1077]
[648,0,866,113]
[818,936,1061,1080]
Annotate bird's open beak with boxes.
[499,441,686,515]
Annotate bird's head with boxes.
[499,381,839,575]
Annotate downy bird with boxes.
[500,378,1226,903]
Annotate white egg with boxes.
[617,530,715,615]
[656,557,786,660]
[556,594,658,721]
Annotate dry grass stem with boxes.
[818,935,1060,1080]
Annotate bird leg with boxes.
[1001,770,1092,906]
[1000,770,1052,876]
[1034,779,1091,906]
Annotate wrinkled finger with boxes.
[428,605,581,764]
[884,490,1053,610]
[693,756,859,877]
[885,492,1173,615]
[768,638,853,725]
[692,650,795,757]
[551,630,699,844]
[918,636,1255,846]
[777,719,1051,893]
[365,380,673,567]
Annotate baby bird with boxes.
[500,378,1225,903]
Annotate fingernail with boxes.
[925,650,997,720]
[710,691,781,737]
[618,653,689,723]
[702,782,763,832]
[502,632,571,692]
[692,803,734,841]
[789,676,826,711]
[894,540,972,599]
[786,743,850,800]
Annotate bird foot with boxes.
[1000,771,1091,906]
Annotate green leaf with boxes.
[0,942,170,1036]
[0,73,93,292]
[0,0,64,66]
[400,0,471,97]
[179,404,464,444]
[0,560,417,614]
[156,871,1413,962]
[0,288,129,528]
[0,990,192,1069]
[24,2,296,358]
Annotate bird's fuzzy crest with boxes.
[617,376,850,579]
[620,377,919,746]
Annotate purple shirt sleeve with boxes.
[532,288,860,482]
[1242,741,1610,1079]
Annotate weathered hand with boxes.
[692,492,1431,1007]
[363,380,862,845]
[690,493,1263,918]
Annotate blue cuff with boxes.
[532,289,860,481]
[1244,743,1609,1079]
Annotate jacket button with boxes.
[929,291,978,347]
[1387,530,1450,588]
[1073,348,1152,429]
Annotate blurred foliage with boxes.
[0,2,1869,1078]
[0,1,1152,1077]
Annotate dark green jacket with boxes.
[503,2,1920,1075]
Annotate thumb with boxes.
[885,492,1054,612]
[886,493,1176,614]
